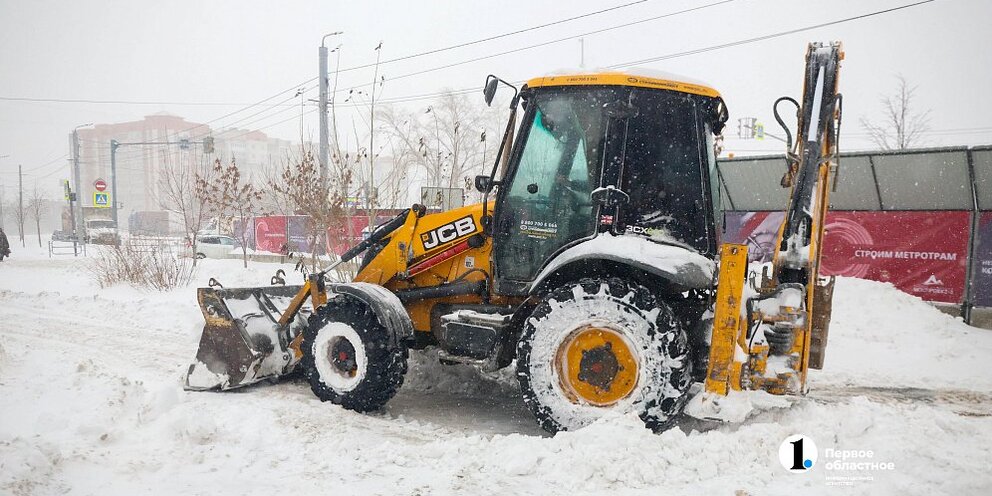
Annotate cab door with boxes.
[492,88,611,290]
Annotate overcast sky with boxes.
[1,0,989,198]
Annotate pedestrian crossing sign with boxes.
[94,192,110,208]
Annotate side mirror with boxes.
[483,76,499,107]
[475,175,494,193]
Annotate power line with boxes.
[843,126,992,137]
[330,0,928,102]
[38,0,944,181]
[0,1,652,116]
[220,108,319,144]
[333,0,741,92]
[0,96,303,107]
[18,153,70,174]
[75,86,318,161]
[104,0,945,153]
[335,0,653,74]
[199,85,317,136]
[33,162,72,180]
[3,0,729,164]
[608,0,936,68]
[284,0,739,109]
[82,0,944,155]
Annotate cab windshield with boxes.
[494,87,614,281]
[493,84,720,284]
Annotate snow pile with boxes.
[685,388,794,423]
[2,249,991,494]
[810,277,992,390]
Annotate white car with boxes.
[194,235,237,259]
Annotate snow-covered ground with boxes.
[2,242,991,495]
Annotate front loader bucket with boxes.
[184,285,312,391]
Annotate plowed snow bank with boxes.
[1,249,990,495]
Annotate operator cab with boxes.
[481,69,729,294]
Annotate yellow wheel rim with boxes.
[555,325,639,406]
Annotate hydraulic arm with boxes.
[705,41,843,396]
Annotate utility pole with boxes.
[64,179,78,256]
[18,164,24,246]
[110,139,119,226]
[579,38,585,68]
[368,41,382,226]
[319,42,328,183]
[0,154,7,230]
[319,32,343,187]
[71,124,90,246]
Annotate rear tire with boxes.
[302,294,408,412]
[517,277,692,434]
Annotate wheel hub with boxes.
[577,342,620,390]
[329,338,358,377]
[556,325,639,406]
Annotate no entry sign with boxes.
[94,179,107,192]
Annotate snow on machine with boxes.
[185,42,844,433]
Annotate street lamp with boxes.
[0,155,8,231]
[71,123,92,253]
[321,31,343,48]
[319,31,343,185]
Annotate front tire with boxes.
[302,294,408,412]
[517,278,692,433]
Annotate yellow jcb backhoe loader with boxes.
[184,41,843,434]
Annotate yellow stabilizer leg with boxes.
[704,243,749,396]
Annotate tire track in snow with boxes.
[0,297,192,378]
[1,293,548,437]
[809,385,992,416]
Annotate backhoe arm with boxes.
[705,42,843,397]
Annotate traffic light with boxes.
[203,136,215,154]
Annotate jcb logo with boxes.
[421,216,477,250]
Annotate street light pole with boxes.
[72,123,91,249]
[0,154,7,231]
[18,164,24,246]
[110,139,119,226]
[319,31,343,187]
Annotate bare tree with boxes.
[157,152,215,265]
[272,145,348,274]
[13,190,25,247]
[197,158,263,268]
[860,75,931,150]
[26,188,46,247]
[261,160,297,217]
[340,43,386,231]
[379,91,503,206]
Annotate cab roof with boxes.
[525,67,720,98]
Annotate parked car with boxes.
[194,235,237,259]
